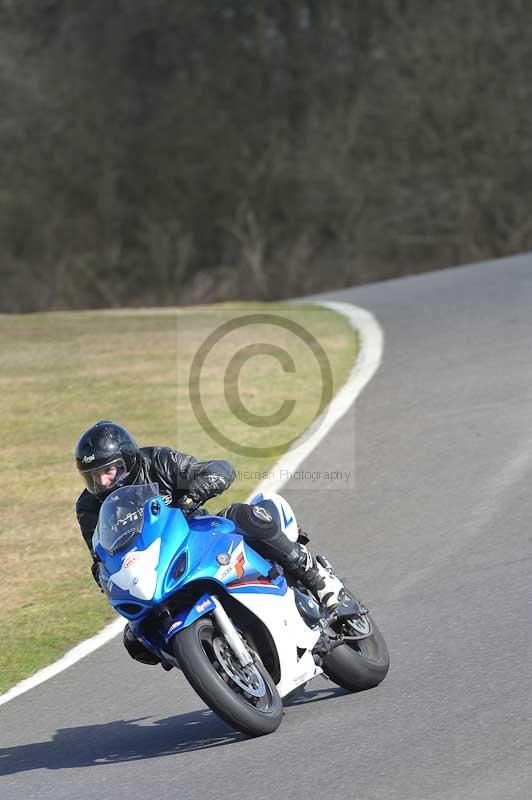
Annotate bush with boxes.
[1,1,531,311]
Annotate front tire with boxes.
[172,616,283,737]
[322,615,390,692]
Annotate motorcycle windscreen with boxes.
[94,483,160,555]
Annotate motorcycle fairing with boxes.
[163,593,217,642]
[95,497,285,621]
[96,492,323,698]
[224,585,322,697]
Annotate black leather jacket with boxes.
[76,446,235,554]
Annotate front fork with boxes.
[211,596,253,667]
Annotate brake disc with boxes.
[212,637,266,698]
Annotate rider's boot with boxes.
[279,543,346,610]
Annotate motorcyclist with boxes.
[75,420,345,666]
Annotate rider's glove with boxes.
[178,495,199,517]
[187,474,229,504]
[91,557,103,593]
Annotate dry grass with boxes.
[0,302,358,692]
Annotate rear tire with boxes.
[172,616,283,737]
[322,615,390,692]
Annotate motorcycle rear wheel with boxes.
[172,616,283,737]
[322,614,390,692]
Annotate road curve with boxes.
[2,254,532,800]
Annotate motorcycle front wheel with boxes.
[322,614,390,692]
[172,616,283,737]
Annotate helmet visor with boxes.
[78,457,129,497]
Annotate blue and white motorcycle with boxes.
[93,483,389,737]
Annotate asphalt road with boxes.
[2,254,532,800]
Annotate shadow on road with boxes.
[0,709,239,776]
[0,686,347,776]
[283,684,349,706]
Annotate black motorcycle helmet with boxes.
[75,421,141,497]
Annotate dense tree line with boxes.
[1,1,531,312]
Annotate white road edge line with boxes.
[0,299,383,708]
[0,618,126,707]
[248,301,384,497]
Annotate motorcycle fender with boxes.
[164,593,215,642]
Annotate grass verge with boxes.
[0,302,358,693]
